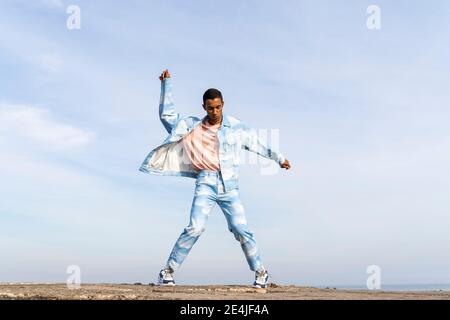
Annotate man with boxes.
[139,69,291,288]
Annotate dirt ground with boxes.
[0,283,449,300]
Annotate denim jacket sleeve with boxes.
[159,78,181,134]
[240,123,286,165]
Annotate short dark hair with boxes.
[203,88,223,104]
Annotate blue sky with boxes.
[1,0,449,287]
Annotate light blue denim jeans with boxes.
[165,170,265,273]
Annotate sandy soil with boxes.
[0,283,449,300]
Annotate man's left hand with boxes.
[280,159,291,170]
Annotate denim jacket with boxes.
[139,78,286,192]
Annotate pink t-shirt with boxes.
[182,119,221,172]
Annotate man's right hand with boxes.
[159,69,171,81]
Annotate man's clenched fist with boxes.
[159,69,171,81]
[280,159,291,170]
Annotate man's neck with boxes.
[206,115,222,126]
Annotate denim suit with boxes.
[139,78,286,273]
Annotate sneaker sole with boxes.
[253,284,268,289]
[157,281,175,286]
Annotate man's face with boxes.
[203,97,224,122]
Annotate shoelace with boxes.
[162,268,174,279]
[164,267,174,273]
[255,270,269,283]
[256,270,277,287]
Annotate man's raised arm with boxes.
[158,69,181,134]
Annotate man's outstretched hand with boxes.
[159,69,171,81]
[280,159,291,170]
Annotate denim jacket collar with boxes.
[201,114,231,130]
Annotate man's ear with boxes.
[202,104,206,111]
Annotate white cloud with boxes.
[37,53,63,73]
[0,103,95,149]
[39,0,64,8]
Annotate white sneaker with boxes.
[157,267,175,286]
[253,269,269,288]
